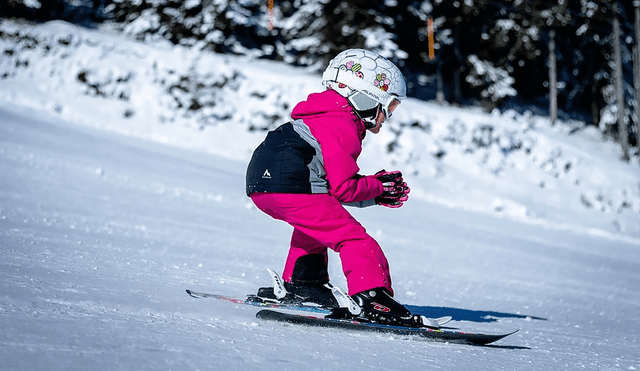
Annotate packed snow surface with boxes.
[1,20,639,370]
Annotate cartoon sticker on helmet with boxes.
[374,73,390,92]
[338,60,365,88]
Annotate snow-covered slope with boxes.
[0,20,639,370]
[1,100,639,371]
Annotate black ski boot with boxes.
[285,253,338,307]
[283,281,338,307]
[351,288,420,326]
[253,254,339,308]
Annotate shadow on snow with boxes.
[405,305,547,323]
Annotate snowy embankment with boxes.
[1,19,638,239]
[0,19,639,371]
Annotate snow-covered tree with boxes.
[466,54,516,108]
[1,0,638,151]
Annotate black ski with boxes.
[256,309,518,345]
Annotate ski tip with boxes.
[487,328,519,343]
[471,328,520,345]
[503,328,521,340]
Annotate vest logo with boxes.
[262,169,272,179]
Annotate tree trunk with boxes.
[549,30,557,126]
[613,8,630,161]
[634,1,640,150]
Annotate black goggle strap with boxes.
[348,92,378,129]
[353,107,379,129]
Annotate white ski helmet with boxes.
[322,49,406,128]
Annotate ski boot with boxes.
[325,287,450,329]
[251,254,339,309]
[252,281,338,308]
[351,288,418,325]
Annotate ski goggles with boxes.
[348,91,401,120]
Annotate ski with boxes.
[186,289,454,329]
[185,289,331,314]
[256,309,518,345]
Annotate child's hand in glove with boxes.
[373,170,410,208]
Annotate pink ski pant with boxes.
[250,193,393,296]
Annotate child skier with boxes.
[246,49,413,323]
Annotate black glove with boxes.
[372,170,410,208]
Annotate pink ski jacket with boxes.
[291,90,382,204]
[246,90,383,205]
